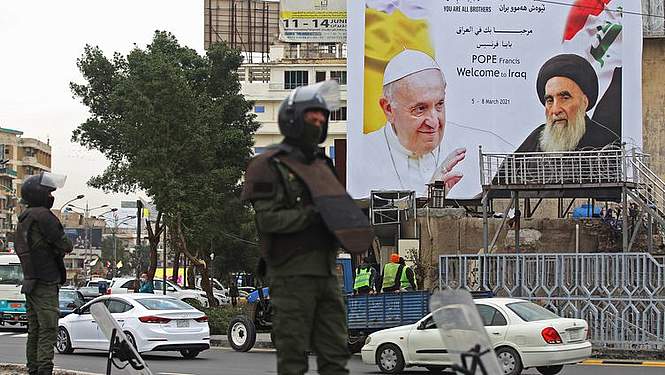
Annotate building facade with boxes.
[0,128,52,248]
[240,43,348,157]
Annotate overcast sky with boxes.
[0,1,203,213]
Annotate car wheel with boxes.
[180,349,200,359]
[375,343,405,374]
[56,327,74,354]
[536,365,564,375]
[227,315,256,352]
[495,346,523,375]
[124,331,138,351]
[425,366,447,373]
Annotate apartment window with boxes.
[330,106,347,121]
[284,71,309,90]
[330,71,347,85]
[315,71,326,82]
[254,105,265,113]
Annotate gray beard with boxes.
[539,109,587,152]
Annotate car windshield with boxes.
[507,302,559,322]
[59,290,79,300]
[137,298,193,310]
[0,264,23,285]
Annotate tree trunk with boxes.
[173,215,218,307]
[172,248,181,286]
[145,212,164,281]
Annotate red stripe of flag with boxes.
[563,0,612,41]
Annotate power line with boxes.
[534,0,665,20]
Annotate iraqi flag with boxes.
[562,0,623,138]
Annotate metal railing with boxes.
[481,148,632,186]
[439,252,665,350]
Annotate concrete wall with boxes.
[406,208,651,288]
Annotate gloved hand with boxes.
[429,147,466,190]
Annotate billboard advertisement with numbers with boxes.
[279,0,347,42]
[346,0,642,199]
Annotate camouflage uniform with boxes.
[249,149,350,375]
[16,175,73,375]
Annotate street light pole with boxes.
[70,202,108,280]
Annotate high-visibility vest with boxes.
[354,267,371,290]
[400,266,417,289]
[382,263,401,289]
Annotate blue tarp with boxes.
[572,204,601,219]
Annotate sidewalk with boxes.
[211,333,274,349]
[0,364,97,375]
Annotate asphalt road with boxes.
[0,328,662,375]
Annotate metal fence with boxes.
[480,148,631,186]
[439,253,665,350]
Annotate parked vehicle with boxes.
[0,254,26,327]
[361,298,591,375]
[195,277,228,295]
[59,289,86,318]
[108,277,228,307]
[78,278,110,302]
[56,294,210,358]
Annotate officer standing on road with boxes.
[241,80,373,375]
[15,172,73,375]
[353,257,377,295]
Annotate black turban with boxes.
[536,54,598,111]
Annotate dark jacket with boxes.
[15,207,73,290]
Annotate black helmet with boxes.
[277,80,341,144]
[21,172,66,208]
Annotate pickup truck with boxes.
[78,279,110,301]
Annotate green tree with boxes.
[100,236,126,264]
[71,31,259,305]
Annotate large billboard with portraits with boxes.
[347,0,642,199]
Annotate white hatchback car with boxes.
[56,294,210,359]
[361,298,591,375]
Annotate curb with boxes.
[1,364,100,375]
[581,359,665,367]
[211,338,274,349]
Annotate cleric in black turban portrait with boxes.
[515,53,621,153]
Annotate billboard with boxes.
[65,228,103,249]
[347,0,642,199]
[279,0,347,42]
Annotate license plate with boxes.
[568,330,582,341]
[10,303,22,308]
[177,320,189,328]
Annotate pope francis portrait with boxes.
[361,49,466,196]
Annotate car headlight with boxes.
[365,335,372,345]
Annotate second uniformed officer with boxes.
[242,81,373,375]
[15,172,73,375]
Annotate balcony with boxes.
[0,168,17,178]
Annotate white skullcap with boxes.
[382,49,443,86]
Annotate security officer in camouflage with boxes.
[15,172,73,375]
[242,81,372,375]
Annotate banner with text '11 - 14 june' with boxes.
[347,0,642,199]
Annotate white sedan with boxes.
[56,294,210,359]
[361,298,591,375]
